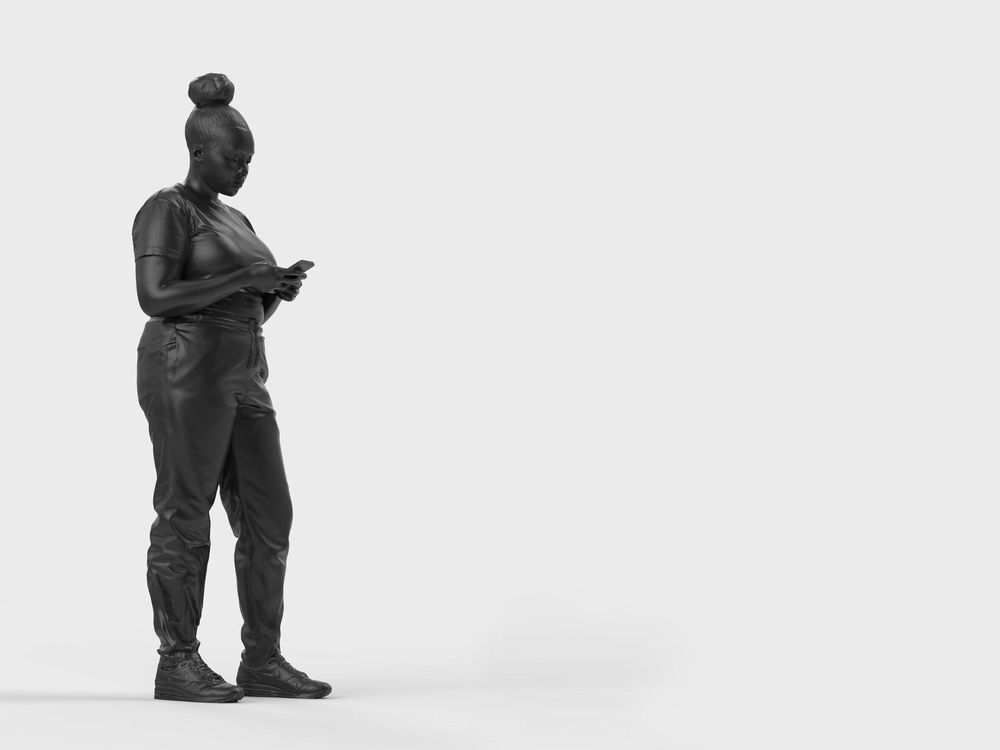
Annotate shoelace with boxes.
[272,655,308,679]
[180,656,224,683]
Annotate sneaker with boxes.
[236,654,332,698]
[154,651,244,703]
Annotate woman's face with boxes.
[196,127,255,197]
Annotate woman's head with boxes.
[185,73,254,196]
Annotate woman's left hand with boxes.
[275,268,306,301]
[276,281,301,301]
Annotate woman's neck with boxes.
[183,170,218,203]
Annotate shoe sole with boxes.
[154,687,244,703]
[239,683,332,699]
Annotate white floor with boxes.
[1,674,672,750]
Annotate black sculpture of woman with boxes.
[133,73,331,702]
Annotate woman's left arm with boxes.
[261,293,282,323]
[261,277,304,322]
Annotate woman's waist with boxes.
[153,312,261,333]
[154,291,264,331]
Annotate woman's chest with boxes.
[183,213,275,278]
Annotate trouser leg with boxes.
[219,352,293,667]
[138,320,242,656]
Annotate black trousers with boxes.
[137,313,292,665]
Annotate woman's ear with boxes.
[190,145,204,163]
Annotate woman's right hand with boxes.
[243,261,296,293]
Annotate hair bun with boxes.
[188,73,235,108]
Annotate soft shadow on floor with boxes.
[0,692,151,703]
[331,675,654,700]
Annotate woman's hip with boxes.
[137,318,267,401]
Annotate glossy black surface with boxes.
[138,316,291,665]
[132,182,276,320]
[133,73,328,700]
[155,651,244,703]
[237,655,333,699]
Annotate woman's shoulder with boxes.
[137,184,189,212]
[145,182,228,207]
[132,184,201,238]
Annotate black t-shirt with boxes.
[132,183,276,320]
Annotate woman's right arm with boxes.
[135,257,288,318]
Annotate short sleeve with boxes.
[132,197,192,262]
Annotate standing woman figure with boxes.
[133,73,331,702]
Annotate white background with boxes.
[0,1,996,748]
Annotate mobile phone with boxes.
[286,260,315,274]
